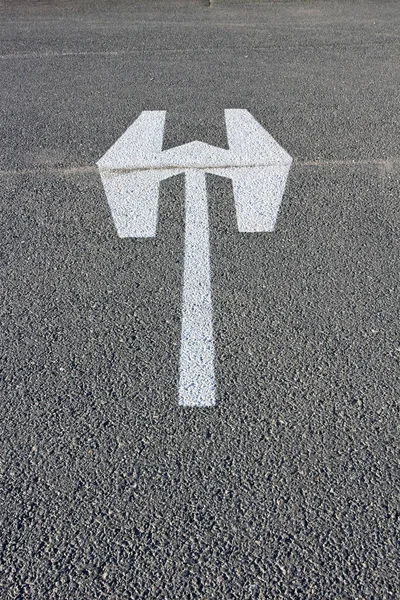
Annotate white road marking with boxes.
[179,170,215,406]
[97,110,292,406]
[97,112,167,237]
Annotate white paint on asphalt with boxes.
[179,170,215,406]
[98,171,162,237]
[97,109,292,406]
[97,111,166,237]
[220,165,292,232]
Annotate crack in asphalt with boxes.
[0,157,398,177]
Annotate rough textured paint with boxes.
[178,171,215,406]
[97,110,292,406]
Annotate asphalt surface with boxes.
[0,1,399,598]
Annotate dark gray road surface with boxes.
[0,1,399,598]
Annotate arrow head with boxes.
[97,111,166,171]
[97,109,292,237]
[215,110,292,232]
[97,111,171,237]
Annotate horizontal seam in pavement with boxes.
[0,39,398,60]
[98,163,292,174]
[0,157,399,177]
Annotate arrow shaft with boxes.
[178,170,215,406]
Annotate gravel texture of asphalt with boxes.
[0,1,399,598]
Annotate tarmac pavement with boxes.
[0,1,399,598]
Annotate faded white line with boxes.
[1,40,397,61]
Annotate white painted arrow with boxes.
[97,110,292,406]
